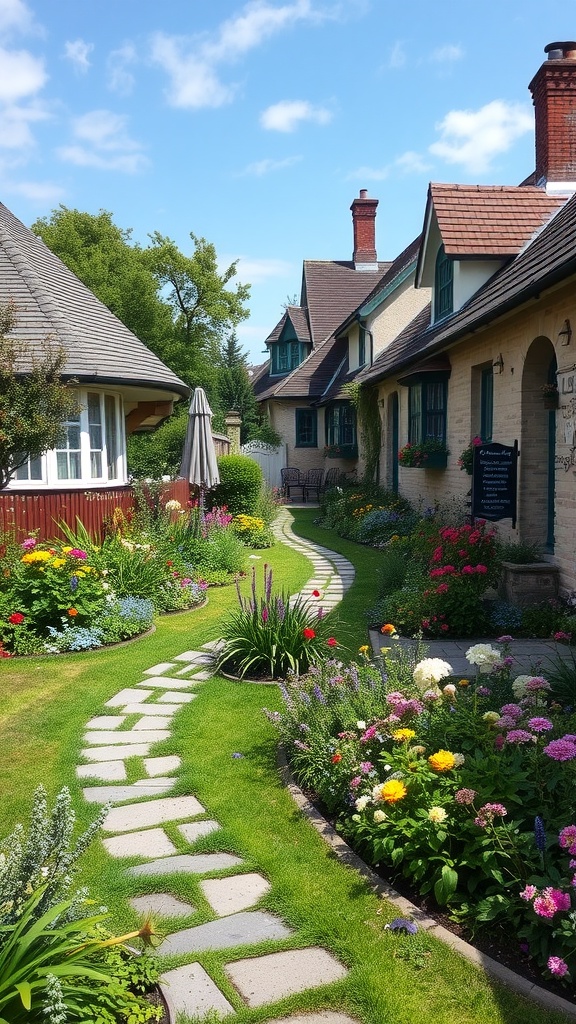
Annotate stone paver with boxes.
[173,650,205,662]
[144,755,182,776]
[76,761,127,781]
[160,963,235,1019]
[81,743,153,762]
[157,691,196,703]
[132,716,173,731]
[104,827,177,859]
[143,662,178,675]
[85,715,126,730]
[130,853,244,877]
[225,948,347,1008]
[82,779,175,803]
[265,1015,360,1024]
[103,794,205,833]
[130,893,195,918]
[138,676,193,690]
[106,688,154,706]
[122,703,178,716]
[200,873,270,917]
[185,669,212,681]
[158,910,293,954]
[178,820,220,843]
[83,729,170,745]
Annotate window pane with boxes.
[278,344,288,371]
[90,451,102,478]
[290,342,300,369]
[105,395,119,479]
[435,246,453,320]
[481,368,493,442]
[56,452,69,479]
[425,381,445,438]
[408,384,422,443]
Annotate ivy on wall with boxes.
[343,381,381,484]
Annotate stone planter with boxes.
[498,561,560,608]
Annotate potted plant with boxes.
[541,382,559,409]
[458,436,482,475]
[496,540,560,607]
[398,438,449,469]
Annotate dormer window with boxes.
[270,340,309,376]
[434,245,453,321]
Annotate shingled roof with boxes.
[302,260,390,345]
[424,183,565,259]
[264,305,311,345]
[0,202,188,398]
[361,189,576,385]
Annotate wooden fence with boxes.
[0,478,191,541]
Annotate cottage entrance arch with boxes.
[520,336,557,551]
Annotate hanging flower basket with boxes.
[458,436,482,475]
[323,444,358,460]
[542,383,559,409]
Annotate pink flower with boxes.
[455,788,477,805]
[350,776,361,789]
[554,631,572,641]
[533,895,556,918]
[500,704,522,717]
[544,738,576,761]
[475,564,488,573]
[69,548,87,559]
[359,761,373,774]
[474,803,507,827]
[527,717,554,733]
[520,885,538,901]
[548,956,569,977]
[505,730,535,744]
[436,583,449,594]
[261,607,269,622]
[360,726,378,743]
[21,537,36,550]
[559,825,576,849]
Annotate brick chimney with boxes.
[350,189,378,270]
[529,41,576,192]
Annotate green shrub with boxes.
[195,527,247,577]
[496,539,543,565]
[127,408,188,479]
[210,454,264,515]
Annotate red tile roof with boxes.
[429,183,565,257]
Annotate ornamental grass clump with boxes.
[217,564,337,679]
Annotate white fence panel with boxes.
[240,441,284,489]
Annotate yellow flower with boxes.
[50,557,66,569]
[458,678,470,687]
[428,806,448,823]
[358,644,370,654]
[393,728,416,742]
[62,546,72,553]
[428,750,456,772]
[21,550,51,564]
[374,779,408,804]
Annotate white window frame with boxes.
[7,388,126,489]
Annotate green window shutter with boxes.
[295,408,317,447]
[408,379,447,443]
[358,328,366,367]
[408,383,422,443]
[480,367,493,442]
[434,245,453,320]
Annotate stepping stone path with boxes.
[75,508,359,1022]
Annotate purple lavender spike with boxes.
[265,563,272,602]
[276,595,285,622]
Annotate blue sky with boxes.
[1,0,574,363]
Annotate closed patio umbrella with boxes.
[179,387,220,521]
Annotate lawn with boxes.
[0,523,570,1024]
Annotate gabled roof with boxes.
[337,236,421,334]
[303,260,390,346]
[361,188,576,386]
[264,305,311,345]
[0,202,188,398]
[416,184,566,287]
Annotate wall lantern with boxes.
[492,353,505,375]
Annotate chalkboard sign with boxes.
[471,441,518,526]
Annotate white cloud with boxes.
[346,163,390,181]
[230,256,294,284]
[430,43,464,63]
[57,110,148,173]
[6,178,65,202]
[429,99,533,174]
[388,40,406,69]
[0,0,34,37]
[395,150,431,174]
[107,43,137,95]
[64,38,93,72]
[151,0,322,109]
[0,45,46,101]
[260,99,331,132]
[0,100,49,148]
[241,155,302,176]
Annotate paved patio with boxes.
[369,631,576,677]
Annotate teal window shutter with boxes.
[434,245,453,320]
[480,367,493,442]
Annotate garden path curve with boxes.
[75,509,358,1023]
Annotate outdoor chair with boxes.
[303,468,325,502]
[280,467,305,500]
[323,466,342,491]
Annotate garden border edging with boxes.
[276,745,576,1020]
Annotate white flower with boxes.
[413,658,453,689]
[373,809,387,823]
[355,795,370,812]
[165,499,182,511]
[442,683,457,697]
[357,721,366,730]
[511,675,532,698]
[428,806,448,823]
[466,643,501,667]
[452,753,465,767]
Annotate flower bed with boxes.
[268,643,576,989]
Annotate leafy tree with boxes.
[144,231,250,390]
[31,207,173,356]
[0,302,78,490]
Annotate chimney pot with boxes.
[529,44,576,189]
[545,41,576,59]
[359,188,368,199]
